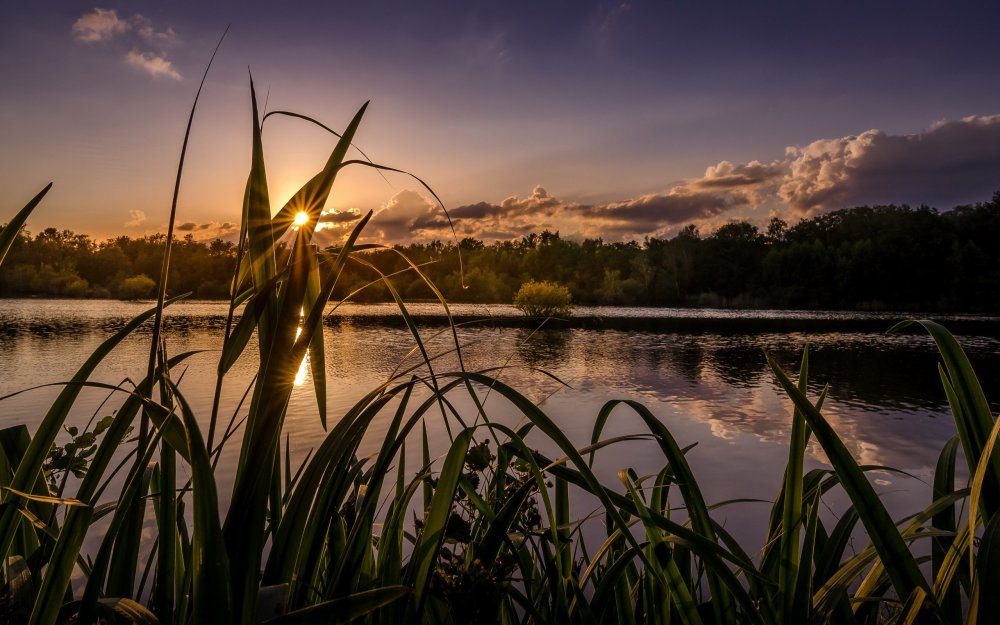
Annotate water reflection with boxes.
[2,298,999,492]
[514,327,572,369]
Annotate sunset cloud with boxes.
[779,114,1000,212]
[450,186,561,220]
[564,113,1000,234]
[72,8,182,79]
[134,16,180,46]
[124,209,146,227]
[585,192,740,223]
[176,221,238,240]
[318,208,363,224]
[370,190,440,241]
[305,114,1000,245]
[71,8,129,43]
[125,50,181,80]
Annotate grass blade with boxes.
[262,586,410,625]
[27,503,93,625]
[408,427,472,617]
[892,319,1000,516]
[0,183,50,267]
[0,296,183,562]
[766,353,932,617]
[172,381,234,625]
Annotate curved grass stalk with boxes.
[0,183,51,267]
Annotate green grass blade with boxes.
[930,517,971,601]
[790,492,820,622]
[974,512,1000,620]
[475,479,535,566]
[172,381,233,625]
[76,351,200,503]
[6,554,35,622]
[477,419,764,621]
[408,428,472,617]
[141,27,227,456]
[263,384,406,587]
[931,435,961,623]
[0,296,184,562]
[27,503,93,625]
[218,276,281,375]
[892,319,1000,516]
[233,102,370,289]
[779,346,810,623]
[245,74,278,353]
[229,227,316,620]
[303,245,327,429]
[766,353,932,614]
[622,472,703,625]
[78,440,161,625]
[0,183,50,267]
[97,598,161,625]
[154,439,177,623]
[594,399,734,624]
[267,102,368,240]
[967,388,1000,586]
[812,506,859,588]
[262,586,410,625]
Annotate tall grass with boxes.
[1,76,999,625]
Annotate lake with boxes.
[2,298,999,553]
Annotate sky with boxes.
[2,1,1000,246]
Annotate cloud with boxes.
[425,184,746,241]
[318,208,363,224]
[590,192,739,222]
[450,186,561,219]
[317,114,1000,245]
[72,8,182,79]
[314,192,439,242]
[779,115,1000,212]
[568,113,1000,234]
[72,8,129,43]
[124,209,146,227]
[125,50,181,80]
[176,221,237,240]
[354,184,746,243]
[133,15,180,46]
[370,190,440,241]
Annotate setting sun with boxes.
[293,211,309,226]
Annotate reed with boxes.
[1,78,998,625]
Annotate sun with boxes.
[293,211,310,226]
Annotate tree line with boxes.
[3,193,999,310]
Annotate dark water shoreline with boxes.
[3,298,1000,336]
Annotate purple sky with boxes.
[3,1,1000,245]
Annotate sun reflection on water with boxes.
[294,326,308,386]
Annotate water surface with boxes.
[2,299,999,551]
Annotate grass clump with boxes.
[513,280,573,317]
[3,67,1000,625]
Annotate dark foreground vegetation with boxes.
[3,193,1000,311]
[3,76,1000,625]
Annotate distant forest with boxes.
[3,193,1000,311]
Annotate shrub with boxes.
[118,273,156,299]
[513,280,573,317]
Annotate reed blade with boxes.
[766,353,933,616]
[0,183,51,267]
